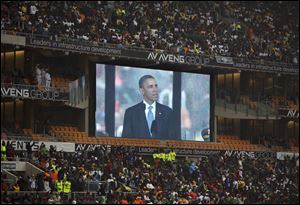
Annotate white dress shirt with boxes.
[143,100,156,120]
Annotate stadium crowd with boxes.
[1,142,299,204]
[1,1,299,63]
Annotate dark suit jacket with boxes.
[122,102,178,139]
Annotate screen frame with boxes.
[89,62,215,142]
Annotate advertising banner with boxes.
[1,83,68,101]
[25,37,298,75]
[1,140,75,152]
[221,150,277,159]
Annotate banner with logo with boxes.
[123,146,222,157]
[278,108,299,118]
[276,152,299,160]
[221,150,277,159]
[123,50,298,74]
[24,36,298,75]
[26,38,122,56]
[232,58,298,74]
[1,83,68,101]
[1,140,75,152]
[75,143,110,152]
[75,144,280,159]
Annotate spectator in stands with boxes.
[26,141,33,158]
[29,174,37,191]
[1,141,7,160]
[35,64,42,86]
[12,183,20,192]
[1,1,298,64]
[36,173,45,191]
[49,145,57,158]
[47,192,61,204]
[43,176,51,192]
[45,69,51,90]
[39,142,48,158]
[122,75,179,139]
[1,174,10,192]
[41,67,46,86]
[50,168,58,188]
[2,142,299,204]
[6,141,15,160]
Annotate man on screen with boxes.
[122,75,178,139]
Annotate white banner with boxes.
[1,140,75,152]
[276,152,299,160]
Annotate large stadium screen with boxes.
[95,64,210,141]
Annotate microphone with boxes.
[151,120,157,138]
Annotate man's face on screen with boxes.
[140,78,158,104]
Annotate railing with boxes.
[1,190,139,204]
[215,98,279,118]
[1,170,18,185]
[216,92,299,116]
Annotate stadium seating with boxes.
[1,1,299,63]
[51,76,73,92]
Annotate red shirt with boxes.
[120,199,129,204]
[188,191,197,200]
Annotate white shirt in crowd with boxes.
[30,5,38,15]
[45,72,51,88]
[45,72,51,81]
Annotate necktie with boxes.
[147,106,154,134]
